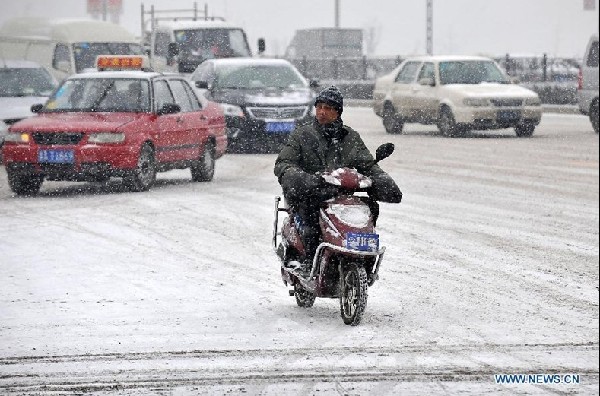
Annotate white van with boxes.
[0,17,143,81]
[578,34,599,133]
[141,4,259,74]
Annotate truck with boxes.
[141,3,262,74]
[0,17,143,81]
[285,28,363,59]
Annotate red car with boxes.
[1,55,227,195]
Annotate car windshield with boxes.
[214,64,308,89]
[175,29,251,58]
[73,43,145,72]
[439,60,509,85]
[43,78,151,112]
[0,67,57,97]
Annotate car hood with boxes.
[210,87,315,107]
[443,83,539,98]
[9,113,147,132]
[0,96,48,122]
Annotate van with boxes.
[141,4,257,74]
[0,17,143,81]
[578,34,599,133]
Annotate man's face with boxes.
[315,102,339,125]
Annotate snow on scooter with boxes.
[272,143,395,326]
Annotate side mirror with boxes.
[31,103,44,113]
[309,79,320,88]
[375,143,395,162]
[418,77,435,86]
[168,42,180,58]
[195,80,209,89]
[157,103,181,115]
[257,38,266,54]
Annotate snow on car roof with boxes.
[403,55,496,62]
[206,58,293,66]
[157,20,240,30]
[67,70,164,80]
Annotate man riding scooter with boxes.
[274,86,402,275]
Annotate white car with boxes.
[373,55,542,137]
[0,59,58,148]
[578,34,599,134]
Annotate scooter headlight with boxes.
[327,204,371,227]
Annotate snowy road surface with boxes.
[0,108,598,394]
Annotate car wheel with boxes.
[191,141,215,182]
[514,123,536,137]
[590,100,599,134]
[438,106,460,137]
[125,143,156,192]
[7,170,43,196]
[382,105,404,134]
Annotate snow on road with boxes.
[0,108,598,394]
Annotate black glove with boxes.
[368,172,402,203]
[312,183,340,202]
[280,169,322,202]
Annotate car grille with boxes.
[247,106,309,120]
[490,99,523,107]
[32,132,84,145]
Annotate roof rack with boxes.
[140,2,226,38]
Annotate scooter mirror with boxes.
[375,143,395,162]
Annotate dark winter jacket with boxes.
[274,119,402,208]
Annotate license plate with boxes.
[38,149,75,164]
[265,121,295,133]
[346,232,379,252]
[497,110,521,121]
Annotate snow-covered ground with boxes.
[0,108,598,395]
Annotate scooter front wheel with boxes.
[294,283,316,308]
[340,262,368,325]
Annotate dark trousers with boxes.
[295,204,321,262]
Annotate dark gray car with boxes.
[190,58,317,152]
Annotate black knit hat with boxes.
[314,85,343,115]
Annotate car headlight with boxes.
[88,132,125,144]
[3,132,31,144]
[524,97,541,106]
[463,98,490,107]
[327,204,371,227]
[220,103,244,118]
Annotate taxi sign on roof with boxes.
[96,55,149,70]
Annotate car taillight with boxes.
[578,67,583,90]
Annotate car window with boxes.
[0,67,57,97]
[394,61,421,83]
[155,32,171,57]
[418,62,435,81]
[586,40,599,67]
[168,80,194,112]
[182,81,202,110]
[439,60,509,85]
[53,43,71,68]
[215,64,307,89]
[44,78,150,112]
[154,80,175,110]
[175,29,251,58]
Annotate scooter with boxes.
[272,143,395,326]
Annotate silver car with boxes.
[0,59,58,148]
[578,34,599,134]
[373,55,542,137]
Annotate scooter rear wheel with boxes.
[294,283,316,308]
[340,262,368,325]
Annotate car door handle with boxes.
[199,114,208,120]
[176,116,184,123]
